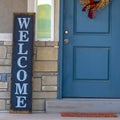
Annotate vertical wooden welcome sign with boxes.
[10,13,35,113]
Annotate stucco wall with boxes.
[0,0,27,33]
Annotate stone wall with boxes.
[0,41,58,111]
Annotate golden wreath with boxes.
[80,0,110,10]
[80,0,110,18]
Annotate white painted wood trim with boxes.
[51,0,54,41]
[27,0,36,12]
[0,33,12,41]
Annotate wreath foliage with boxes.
[80,0,110,19]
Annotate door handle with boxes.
[64,39,69,44]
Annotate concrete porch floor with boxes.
[0,113,120,120]
[46,99,120,113]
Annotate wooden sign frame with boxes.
[10,13,35,113]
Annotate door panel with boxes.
[74,47,109,80]
[63,0,120,98]
[75,1,110,33]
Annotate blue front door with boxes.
[62,0,120,98]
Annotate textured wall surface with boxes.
[0,0,27,33]
[0,41,58,111]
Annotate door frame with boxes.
[58,0,64,99]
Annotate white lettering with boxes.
[15,83,28,95]
[17,18,31,29]
[18,31,29,42]
[17,70,27,81]
[17,56,27,68]
[16,96,27,108]
[18,43,28,55]
[13,16,32,109]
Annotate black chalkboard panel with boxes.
[10,13,35,113]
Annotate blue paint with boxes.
[1,73,7,82]
[60,0,120,98]
[74,47,109,80]
[10,13,35,112]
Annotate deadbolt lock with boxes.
[64,39,69,44]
